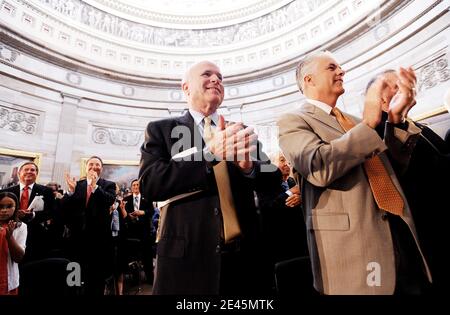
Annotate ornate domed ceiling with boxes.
[0,0,386,80]
[86,0,291,28]
[1,0,449,186]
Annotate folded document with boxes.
[28,195,44,212]
[171,147,198,160]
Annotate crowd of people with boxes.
[0,157,159,295]
[1,52,449,296]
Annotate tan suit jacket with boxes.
[277,103,431,294]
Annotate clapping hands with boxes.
[208,115,258,172]
[387,67,417,123]
[64,173,77,193]
[2,220,19,239]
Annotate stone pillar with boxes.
[52,93,80,187]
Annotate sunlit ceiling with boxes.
[85,0,292,28]
[118,0,269,15]
[1,0,386,79]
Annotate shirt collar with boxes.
[133,193,140,199]
[306,98,334,115]
[189,109,219,126]
[20,182,34,190]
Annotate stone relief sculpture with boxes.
[92,127,143,146]
[417,55,450,92]
[0,106,38,135]
[0,45,20,63]
[37,0,331,48]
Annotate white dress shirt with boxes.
[19,182,34,201]
[189,109,219,138]
[306,98,334,116]
[133,193,141,210]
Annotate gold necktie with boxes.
[203,116,242,243]
[331,107,404,216]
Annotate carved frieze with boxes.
[417,55,450,92]
[0,106,38,134]
[0,45,20,63]
[36,0,332,48]
[92,126,143,146]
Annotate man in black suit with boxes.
[123,179,154,284]
[62,156,116,295]
[258,152,308,262]
[1,162,55,262]
[257,152,309,294]
[139,60,278,295]
[368,70,450,294]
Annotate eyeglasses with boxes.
[0,204,15,210]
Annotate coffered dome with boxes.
[1,0,387,79]
[86,0,291,28]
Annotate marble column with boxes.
[52,93,79,187]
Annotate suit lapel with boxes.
[287,177,296,189]
[12,185,20,201]
[302,103,344,134]
[29,184,38,206]
[79,180,88,201]
[140,196,145,210]
[177,111,204,152]
[97,178,104,189]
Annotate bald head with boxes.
[270,151,291,179]
[181,61,224,116]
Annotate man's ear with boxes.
[304,74,312,88]
[181,82,189,96]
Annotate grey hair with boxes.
[181,60,218,86]
[365,69,396,93]
[295,50,335,94]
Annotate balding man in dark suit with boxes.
[139,61,278,295]
[62,156,116,295]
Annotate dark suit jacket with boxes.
[377,112,450,292]
[139,111,278,294]
[257,175,308,263]
[61,178,116,275]
[123,194,154,240]
[1,183,55,261]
